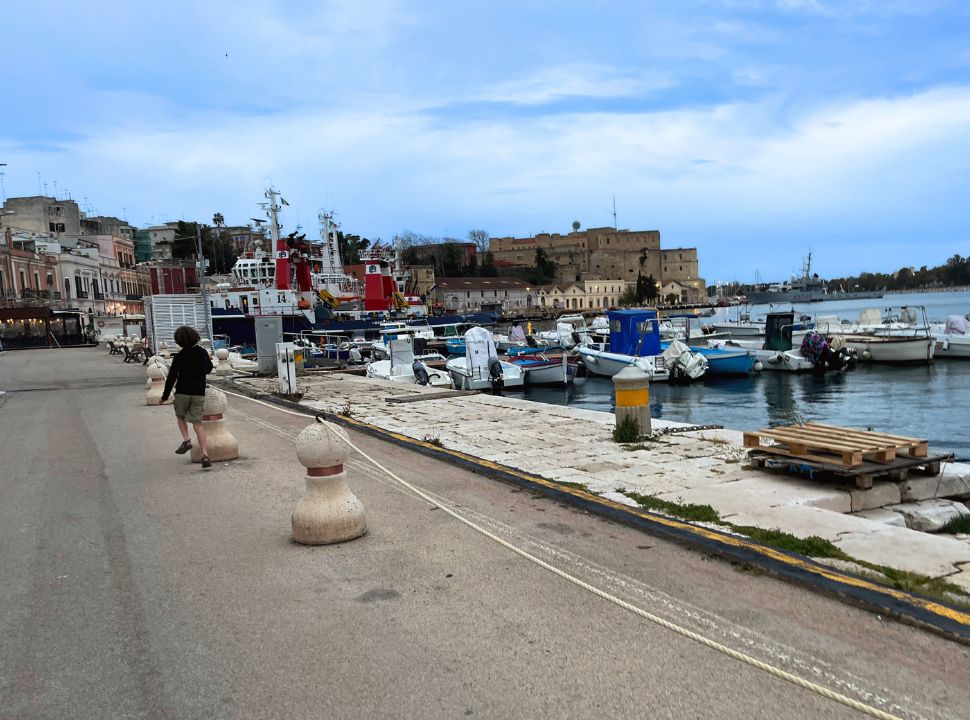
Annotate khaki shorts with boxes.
[173,393,205,425]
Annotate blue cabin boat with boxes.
[607,309,661,356]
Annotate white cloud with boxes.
[472,64,674,106]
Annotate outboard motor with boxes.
[488,356,505,395]
[349,347,363,364]
[571,330,582,346]
[526,334,538,347]
[412,359,431,386]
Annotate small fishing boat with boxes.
[366,337,453,388]
[711,312,854,373]
[508,353,576,386]
[446,326,524,391]
[662,341,759,377]
[576,309,707,382]
[932,314,970,359]
[827,306,935,364]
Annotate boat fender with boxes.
[349,348,362,364]
[769,353,783,363]
[753,360,763,372]
[861,349,872,361]
[584,354,598,364]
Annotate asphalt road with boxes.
[1,348,968,720]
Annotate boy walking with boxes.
[161,326,214,469]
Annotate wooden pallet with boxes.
[747,450,951,489]
[743,422,928,468]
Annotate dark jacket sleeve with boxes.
[204,350,213,375]
[162,352,180,398]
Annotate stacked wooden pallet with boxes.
[743,422,928,468]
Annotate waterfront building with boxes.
[145,260,200,295]
[145,223,179,260]
[431,276,536,314]
[0,228,61,307]
[536,279,630,312]
[0,195,84,236]
[489,227,706,303]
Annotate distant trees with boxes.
[171,220,238,275]
[338,232,371,264]
[826,254,970,292]
[468,229,489,254]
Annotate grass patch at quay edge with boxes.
[939,515,970,534]
[621,491,722,524]
[616,491,970,607]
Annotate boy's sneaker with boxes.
[201,455,212,469]
[175,440,192,454]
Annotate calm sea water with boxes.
[521,290,970,460]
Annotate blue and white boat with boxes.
[575,309,707,382]
[508,353,576,386]
[661,341,758,377]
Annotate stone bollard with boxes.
[146,364,170,405]
[190,387,239,463]
[613,365,651,438]
[214,348,234,376]
[159,341,171,358]
[291,419,367,545]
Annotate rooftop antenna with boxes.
[53,180,58,199]
[612,194,617,231]
[37,172,42,195]
[0,163,7,202]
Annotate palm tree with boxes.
[212,213,225,274]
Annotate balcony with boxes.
[125,294,143,301]
[93,292,105,300]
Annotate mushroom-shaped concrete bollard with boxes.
[146,364,169,405]
[214,348,234,376]
[291,419,366,545]
[190,386,239,463]
[159,341,171,358]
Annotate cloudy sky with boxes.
[3,0,969,282]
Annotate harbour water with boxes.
[521,290,970,460]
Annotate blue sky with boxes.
[3,0,969,283]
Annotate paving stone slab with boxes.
[885,499,970,533]
[834,527,970,578]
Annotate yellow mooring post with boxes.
[612,365,651,437]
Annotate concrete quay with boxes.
[3,348,970,720]
[234,371,970,596]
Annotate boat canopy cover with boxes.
[764,312,794,351]
[815,315,842,334]
[464,325,497,370]
[858,308,882,326]
[388,337,416,371]
[607,309,660,357]
[945,314,969,335]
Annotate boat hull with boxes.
[839,335,935,364]
[933,333,970,359]
[511,356,576,386]
[445,359,525,391]
[575,347,669,381]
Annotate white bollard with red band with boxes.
[190,387,239,463]
[214,348,234,376]
[291,418,367,545]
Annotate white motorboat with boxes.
[932,314,970,359]
[710,311,855,372]
[835,334,936,364]
[537,314,594,348]
[507,352,576,386]
[575,310,707,382]
[366,337,453,388]
[446,326,524,390]
[826,306,935,364]
[575,346,670,380]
